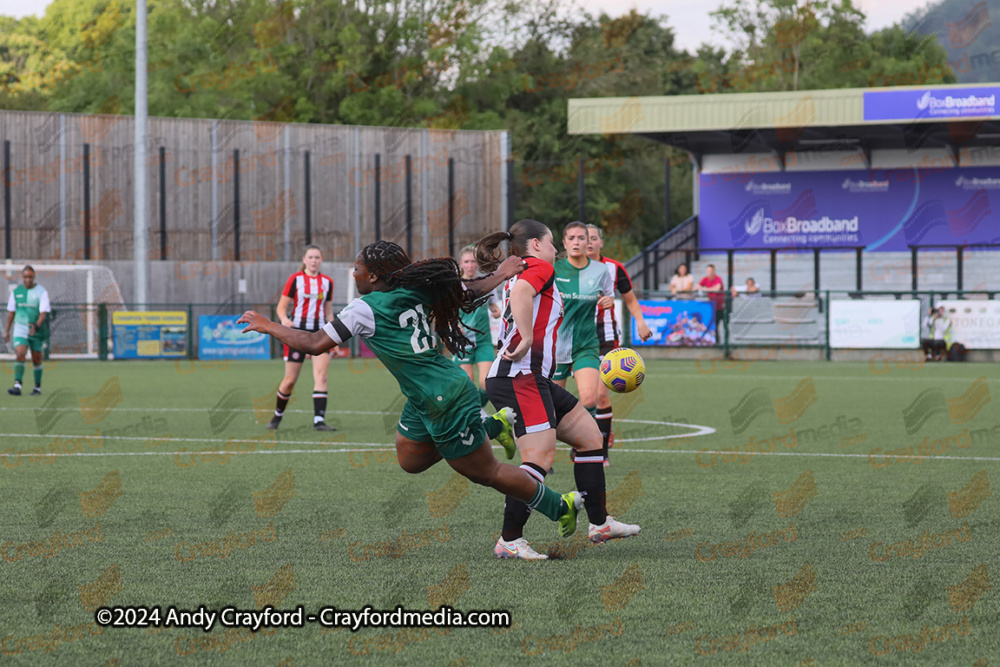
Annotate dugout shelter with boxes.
[567,83,1000,359]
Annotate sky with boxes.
[4,0,934,53]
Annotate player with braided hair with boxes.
[238,241,584,543]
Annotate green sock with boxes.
[526,480,566,521]
[586,405,597,419]
[483,414,502,440]
[14,361,24,385]
[33,364,42,388]
[478,388,490,408]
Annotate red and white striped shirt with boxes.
[489,257,563,379]
[595,256,633,344]
[282,271,334,330]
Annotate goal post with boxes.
[1,263,125,359]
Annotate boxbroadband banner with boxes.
[699,167,1000,252]
[829,301,921,349]
[939,300,1000,349]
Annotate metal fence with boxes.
[12,290,994,363]
[0,110,509,264]
[621,290,1000,358]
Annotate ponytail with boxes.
[475,231,512,272]
[475,220,549,272]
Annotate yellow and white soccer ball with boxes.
[600,347,646,393]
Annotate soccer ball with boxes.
[600,348,646,393]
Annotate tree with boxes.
[707,0,955,93]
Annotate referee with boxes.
[4,265,50,396]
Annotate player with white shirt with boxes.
[4,265,51,396]
[268,245,336,431]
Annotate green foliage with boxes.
[705,0,956,93]
[0,0,957,263]
[902,0,1000,84]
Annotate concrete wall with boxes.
[102,260,357,306]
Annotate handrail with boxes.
[651,245,866,292]
[908,243,1000,292]
[625,214,698,292]
[624,215,699,270]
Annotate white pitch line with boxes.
[0,407,387,415]
[615,420,714,442]
[2,447,998,464]
[659,374,987,383]
[0,447,391,458]
[3,415,992,463]
[611,448,1000,463]
[0,433,390,448]
[0,419,714,447]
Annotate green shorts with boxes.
[396,385,487,461]
[454,342,494,365]
[552,349,601,381]
[12,336,45,353]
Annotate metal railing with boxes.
[17,302,354,361]
[641,246,866,293]
[619,289,998,359]
[625,214,698,291]
[908,243,1000,291]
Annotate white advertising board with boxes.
[939,300,1000,349]
[830,300,921,348]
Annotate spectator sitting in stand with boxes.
[731,277,761,298]
[670,263,694,297]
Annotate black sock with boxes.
[313,391,327,423]
[502,462,547,542]
[274,390,290,419]
[596,407,613,460]
[574,454,608,525]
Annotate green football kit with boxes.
[454,300,495,365]
[321,287,486,460]
[6,283,50,391]
[7,284,50,352]
[552,258,613,381]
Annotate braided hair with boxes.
[359,241,475,355]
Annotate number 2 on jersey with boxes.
[399,305,433,353]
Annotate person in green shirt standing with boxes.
[454,246,501,405]
[553,222,614,422]
[4,265,51,396]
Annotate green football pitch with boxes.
[0,358,996,665]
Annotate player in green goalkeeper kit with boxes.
[4,265,51,396]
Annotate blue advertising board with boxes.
[699,167,1000,251]
[631,300,717,347]
[198,315,270,360]
[113,311,188,359]
[863,87,999,121]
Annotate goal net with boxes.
[1,263,125,359]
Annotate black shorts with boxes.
[283,327,321,363]
[486,373,579,438]
[599,340,619,357]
